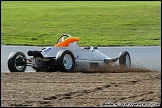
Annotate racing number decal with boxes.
[44,48,51,53]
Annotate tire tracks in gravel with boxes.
[9,79,145,107]
[6,71,161,107]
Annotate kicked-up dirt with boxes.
[1,66,161,107]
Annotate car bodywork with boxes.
[8,34,131,72]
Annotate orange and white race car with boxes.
[8,34,131,72]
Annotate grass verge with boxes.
[1,1,161,46]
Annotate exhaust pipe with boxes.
[27,50,43,57]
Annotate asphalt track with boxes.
[1,45,161,72]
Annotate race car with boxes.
[7,34,131,72]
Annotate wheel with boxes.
[119,51,131,68]
[56,50,75,72]
[8,52,27,72]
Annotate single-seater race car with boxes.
[8,34,131,72]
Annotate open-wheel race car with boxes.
[8,34,131,72]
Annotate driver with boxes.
[57,37,64,43]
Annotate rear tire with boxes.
[119,51,131,68]
[56,50,75,72]
[8,52,27,72]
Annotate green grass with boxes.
[1,1,161,46]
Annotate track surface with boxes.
[1,45,161,72]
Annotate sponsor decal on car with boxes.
[44,48,51,53]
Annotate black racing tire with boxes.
[56,50,75,72]
[8,52,27,72]
[119,51,131,68]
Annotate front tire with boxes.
[8,52,27,72]
[119,51,131,68]
[56,50,75,72]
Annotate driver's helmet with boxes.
[57,37,64,43]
